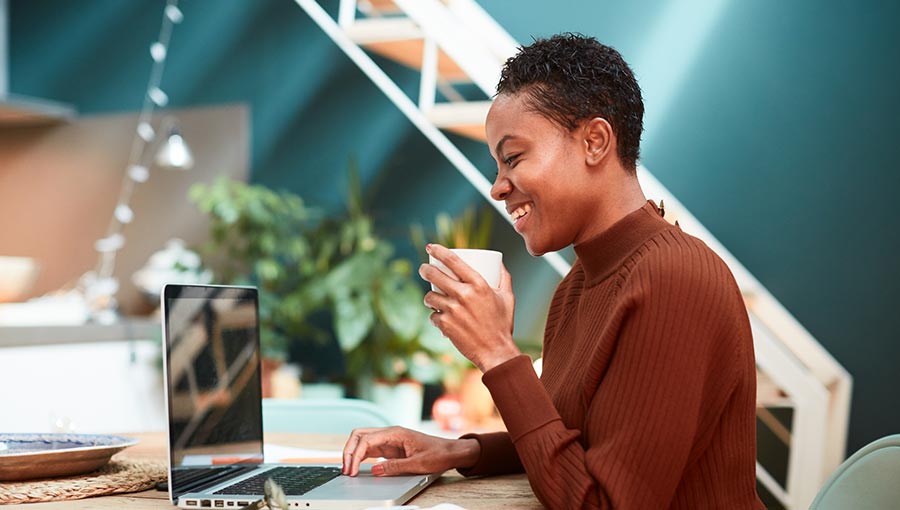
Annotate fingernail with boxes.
[371,464,385,476]
[425,244,433,254]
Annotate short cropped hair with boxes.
[497,33,644,170]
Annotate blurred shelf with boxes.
[0,317,160,348]
[0,94,75,127]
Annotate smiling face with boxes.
[487,92,600,256]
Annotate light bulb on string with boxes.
[114,204,134,224]
[137,122,155,142]
[128,164,149,183]
[165,5,184,23]
[150,42,167,62]
[148,87,169,107]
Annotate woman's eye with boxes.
[504,154,519,167]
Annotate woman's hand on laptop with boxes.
[342,427,480,477]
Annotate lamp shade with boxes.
[155,127,194,170]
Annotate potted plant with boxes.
[189,178,319,354]
[189,169,450,424]
[189,178,330,396]
[297,168,448,426]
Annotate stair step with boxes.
[356,0,402,15]
[346,18,470,81]
[359,0,402,14]
[425,101,492,141]
[345,17,422,43]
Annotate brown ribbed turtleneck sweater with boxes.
[459,201,764,510]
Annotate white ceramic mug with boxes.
[428,248,503,294]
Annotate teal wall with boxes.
[9,0,900,455]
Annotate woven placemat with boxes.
[0,457,166,505]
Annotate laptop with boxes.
[161,283,441,509]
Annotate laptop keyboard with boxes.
[173,467,221,487]
[214,466,342,496]
[173,466,256,492]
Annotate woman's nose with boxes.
[490,175,511,201]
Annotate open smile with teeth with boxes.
[510,203,532,222]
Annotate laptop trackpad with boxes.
[307,471,431,500]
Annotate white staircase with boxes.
[294,1,852,508]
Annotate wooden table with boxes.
[18,432,542,510]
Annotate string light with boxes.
[137,122,155,142]
[81,0,186,324]
[114,204,134,224]
[148,87,169,107]
[165,4,184,24]
[129,164,150,183]
[150,42,167,62]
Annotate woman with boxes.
[341,33,764,510]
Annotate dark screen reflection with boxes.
[164,286,263,469]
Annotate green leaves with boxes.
[332,288,374,352]
[410,205,495,263]
[377,274,424,342]
[189,169,449,383]
[255,258,282,282]
[190,178,320,358]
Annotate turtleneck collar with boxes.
[573,200,672,285]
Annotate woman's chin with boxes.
[523,238,548,257]
[523,233,570,258]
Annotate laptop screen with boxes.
[162,285,264,472]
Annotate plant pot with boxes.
[370,379,424,429]
[270,363,302,399]
[259,357,283,399]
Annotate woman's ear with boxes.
[583,117,614,166]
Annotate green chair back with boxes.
[810,434,900,510]
[262,398,394,435]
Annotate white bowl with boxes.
[0,256,39,303]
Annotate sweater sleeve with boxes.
[482,247,744,509]
[455,431,524,477]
